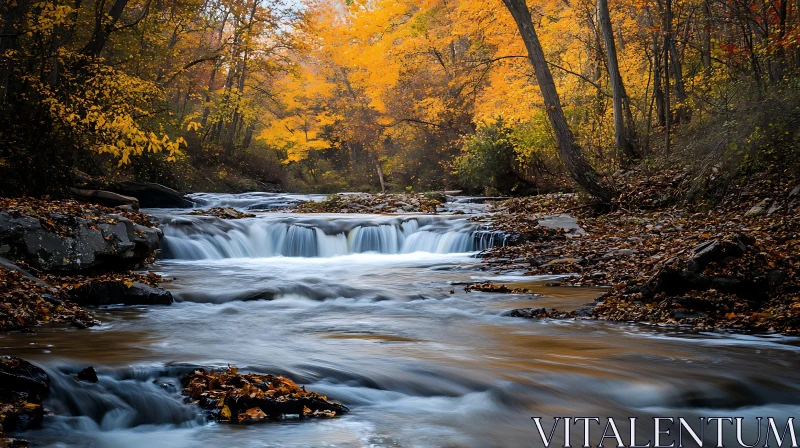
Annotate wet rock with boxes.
[69,188,140,211]
[0,357,49,396]
[76,367,98,383]
[0,211,161,272]
[68,281,173,306]
[103,181,194,208]
[508,308,549,318]
[0,357,49,438]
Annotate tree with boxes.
[501,0,615,203]
[597,0,640,163]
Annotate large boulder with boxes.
[104,182,193,208]
[0,211,161,272]
[68,281,173,306]
[69,188,140,211]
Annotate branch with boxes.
[472,55,612,98]
[378,118,441,128]
[160,54,222,84]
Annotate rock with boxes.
[69,188,140,211]
[745,200,769,217]
[0,357,49,435]
[423,191,448,203]
[637,233,776,301]
[69,281,173,306]
[181,367,348,423]
[0,212,161,272]
[104,182,193,208]
[543,257,584,266]
[766,202,782,215]
[76,367,98,383]
[537,214,586,235]
[789,186,800,199]
[0,257,49,288]
[686,236,749,274]
[574,307,594,317]
[672,309,707,320]
[602,249,637,258]
[0,357,49,397]
[188,207,255,219]
[508,308,548,318]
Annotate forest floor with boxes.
[476,168,799,334]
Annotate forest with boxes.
[1,0,798,197]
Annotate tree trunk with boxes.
[81,0,129,57]
[597,0,639,163]
[702,0,712,76]
[668,37,690,122]
[652,34,666,127]
[375,161,386,193]
[502,0,614,203]
[201,10,229,128]
[663,0,671,154]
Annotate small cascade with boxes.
[160,215,507,260]
[43,366,200,431]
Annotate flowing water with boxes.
[2,193,799,448]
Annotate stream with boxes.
[1,193,799,447]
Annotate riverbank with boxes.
[478,170,799,334]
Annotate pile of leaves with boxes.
[181,366,348,423]
[293,193,442,214]
[480,175,800,334]
[0,267,97,331]
[464,282,531,294]
[0,196,155,233]
[188,207,255,219]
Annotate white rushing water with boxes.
[160,214,507,260]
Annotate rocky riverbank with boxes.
[479,173,799,334]
[0,197,174,331]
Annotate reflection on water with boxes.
[2,196,799,447]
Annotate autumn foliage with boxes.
[1,0,799,195]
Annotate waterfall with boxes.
[160,215,506,260]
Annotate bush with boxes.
[454,120,522,195]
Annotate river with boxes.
[1,193,799,447]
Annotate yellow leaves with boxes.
[220,405,232,420]
[239,407,267,423]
